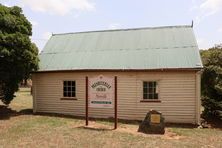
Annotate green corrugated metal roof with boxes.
[39,25,203,71]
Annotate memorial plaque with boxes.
[150,114,160,124]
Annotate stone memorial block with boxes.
[138,109,165,134]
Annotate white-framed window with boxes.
[63,81,76,97]
[143,81,158,99]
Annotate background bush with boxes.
[200,45,222,120]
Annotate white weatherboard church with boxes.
[32,25,203,124]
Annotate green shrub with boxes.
[200,46,222,120]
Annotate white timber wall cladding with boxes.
[32,71,197,123]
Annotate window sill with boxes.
[60,97,77,100]
[140,99,161,103]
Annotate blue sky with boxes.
[1,0,222,51]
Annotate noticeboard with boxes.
[89,75,114,108]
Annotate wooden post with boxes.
[86,76,89,126]
[114,76,117,129]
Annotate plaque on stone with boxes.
[150,114,160,123]
[138,109,165,134]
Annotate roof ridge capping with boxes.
[52,25,192,36]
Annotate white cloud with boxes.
[196,37,217,49]
[42,32,52,40]
[192,0,222,25]
[108,23,122,30]
[218,27,222,33]
[200,0,222,15]
[196,38,208,49]
[197,38,205,46]
[19,0,95,15]
[30,20,38,27]
[2,2,10,7]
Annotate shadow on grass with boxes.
[0,105,33,120]
[165,123,197,128]
[202,118,222,129]
[0,105,17,120]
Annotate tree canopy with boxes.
[0,4,39,104]
[201,45,222,120]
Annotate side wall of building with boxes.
[32,71,200,124]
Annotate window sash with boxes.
[63,81,76,97]
[143,81,158,99]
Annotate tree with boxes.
[200,45,222,120]
[0,4,39,105]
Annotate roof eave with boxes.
[32,67,203,73]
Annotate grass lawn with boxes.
[0,88,222,148]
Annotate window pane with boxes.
[143,81,148,99]
[154,87,156,94]
[67,81,71,86]
[143,87,147,94]
[154,94,158,99]
[63,92,67,97]
[64,87,67,91]
[71,81,75,86]
[68,87,71,91]
[148,94,153,99]
[148,87,153,94]
[72,87,75,92]
[143,93,147,99]
[68,92,71,97]
[64,81,67,86]
[71,92,75,97]
[149,82,152,87]
[143,82,147,88]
